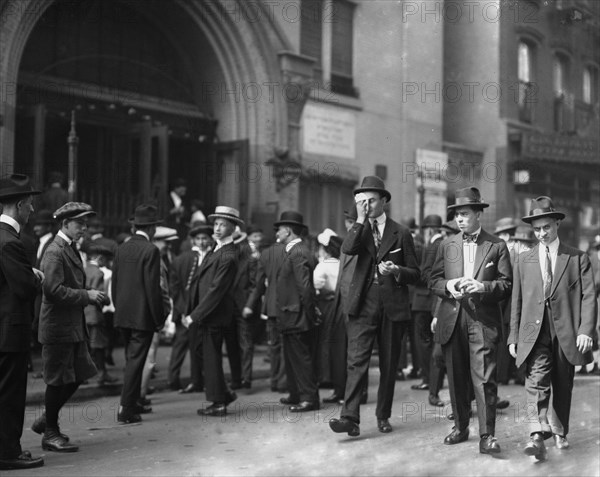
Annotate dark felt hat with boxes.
[494,217,518,234]
[33,209,55,225]
[83,241,114,257]
[422,214,442,228]
[521,196,565,224]
[54,202,96,221]
[0,174,41,201]
[274,211,307,229]
[447,187,489,210]
[189,221,213,237]
[128,204,163,226]
[353,176,391,202]
[441,222,460,234]
[511,225,536,243]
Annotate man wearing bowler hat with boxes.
[509,196,597,460]
[183,206,242,417]
[112,204,167,423]
[329,176,420,437]
[429,187,512,455]
[0,174,45,470]
[274,211,322,412]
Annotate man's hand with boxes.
[378,260,399,276]
[508,343,517,359]
[87,290,109,307]
[242,307,254,319]
[32,268,44,282]
[458,277,485,295]
[355,198,368,222]
[576,334,593,354]
[182,315,193,329]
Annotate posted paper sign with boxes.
[302,104,356,159]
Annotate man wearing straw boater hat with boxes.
[329,176,420,437]
[509,196,597,460]
[429,187,512,455]
[0,174,45,470]
[183,206,242,417]
[112,204,167,424]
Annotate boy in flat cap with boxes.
[34,202,109,453]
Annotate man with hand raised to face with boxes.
[329,176,420,437]
[429,187,512,456]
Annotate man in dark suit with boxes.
[0,174,45,471]
[112,204,167,424]
[274,211,321,412]
[183,206,242,417]
[329,176,420,437]
[36,202,108,453]
[509,197,597,460]
[429,187,512,455]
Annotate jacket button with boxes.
[535,320,540,324]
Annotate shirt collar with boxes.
[136,230,150,241]
[463,227,482,242]
[0,214,20,234]
[430,232,443,244]
[369,212,386,227]
[39,232,53,243]
[57,229,73,245]
[540,238,560,255]
[215,235,234,249]
[285,238,302,253]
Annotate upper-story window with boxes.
[518,41,535,122]
[553,52,572,132]
[300,0,323,63]
[553,53,570,98]
[583,65,598,104]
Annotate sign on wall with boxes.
[302,103,356,159]
[415,148,448,220]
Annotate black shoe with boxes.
[230,381,243,390]
[31,413,70,442]
[117,412,142,424]
[197,403,227,417]
[329,417,360,437]
[179,383,203,394]
[169,381,182,391]
[444,427,469,445]
[146,385,156,395]
[289,401,320,412]
[280,395,300,405]
[495,399,510,410]
[322,392,344,404]
[407,369,420,379]
[137,397,151,406]
[42,429,79,452]
[524,433,547,460]
[240,380,251,389]
[0,451,44,470]
[428,395,444,407]
[134,404,152,414]
[377,418,392,433]
[411,383,429,391]
[395,371,406,381]
[480,435,501,454]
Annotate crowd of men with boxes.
[0,172,598,470]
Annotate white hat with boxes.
[208,206,244,226]
[153,226,178,241]
[317,228,338,247]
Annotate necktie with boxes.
[544,246,552,299]
[71,241,82,262]
[463,233,478,243]
[372,220,381,250]
[185,251,200,291]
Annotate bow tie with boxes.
[463,233,478,243]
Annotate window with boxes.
[330,0,355,96]
[517,41,535,122]
[553,53,573,132]
[553,53,569,98]
[300,0,323,62]
[583,65,598,104]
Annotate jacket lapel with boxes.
[363,221,377,259]
[551,244,570,296]
[450,234,464,277]
[56,235,85,273]
[377,219,397,261]
[473,231,492,277]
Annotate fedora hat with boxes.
[274,211,307,229]
[189,221,213,237]
[54,202,96,221]
[521,196,565,224]
[128,204,163,226]
[0,174,41,201]
[441,222,460,234]
[353,176,391,202]
[208,206,244,226]
[422,214,442,229]
[32,209,55,225]
[511,225,536,243]
[343,201,358,220]
[494,217,518,234]
[400,216,418,230]
[82,241,114,257]
[447,187,489,210]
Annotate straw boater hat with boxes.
[128,204,163,226]
[208,206,244,226]
[447,187,489,210]
[0,173,41,201]
[521,196,565,224]
[494,217,518,235]
[153,226,178,241]
[53,202,96,221]
[353,175,391,202]
[274,211,307,229]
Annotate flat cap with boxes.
[53,202,96,221]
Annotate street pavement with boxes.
[14,345,600,477]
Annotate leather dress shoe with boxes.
[117,412,142,424]
[42,429,79,452]
[280,395,300,405]
[524,433,547,460]
[0,450,44,470]
[411,383,429,391]
[377,419,392,433]
[240,380,251,389]
[444,427,469,445]
[137,397,151,406]
[322,392,344,404]
[395,371,406,381]
[329,417,360,437]
[495,399,510,410]
[179,383,203,394]
[31,413,70,441]
[134,404,152,414]
[479,435,501,454]
[428,395,444,407]
[289,401,320,412]
[197,403,227,417]
[407,369,420,379]
[554,434,569,449]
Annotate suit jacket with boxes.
[39,235,90,344]
[232,240,258,313]
[342,218,420,320]
[169,250,197,324]
[0,223,41,352]
[509,243,597,367]
[84,262,105,325]
[412,235,443,313]
[188,242,238,327]
[275,240,319,333]
[112,234,166,331]
[246,242,286,317]
[429,229,512,345]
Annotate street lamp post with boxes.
[67,110,79,201]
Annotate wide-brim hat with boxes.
[189,221,213,237]
[154,226,178,241]
[54,202,96,221]
[447,187,489,210]
[494,217,518,234]
[422,214,442,229]
[274,210,307,229]
[82,241,114,257]
[511,225,536,243]
[521,196,565,224]
[0,174,41,200]
[208,206,244,226]
[441,222,460,234]
[32,209,55,225]
[353,175,391,202]
[400,216,418,230]
[129,204,163,226]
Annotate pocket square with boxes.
[485,261,494,268]
[389,248,402,254]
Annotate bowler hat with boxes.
[521,196,565,224]
[494,217,518,235]
[274,211,307,229]
[353,176,391,202]
[0,174,41,201]
[189,221,213,237]
[400,216,418,230]
[54,202,96,221]
[447,187,489,210]
[511,225,536,243]
[422,214,442,229]
[33,209,55,225]
[208,206,244,226]
[128,204,163,226]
